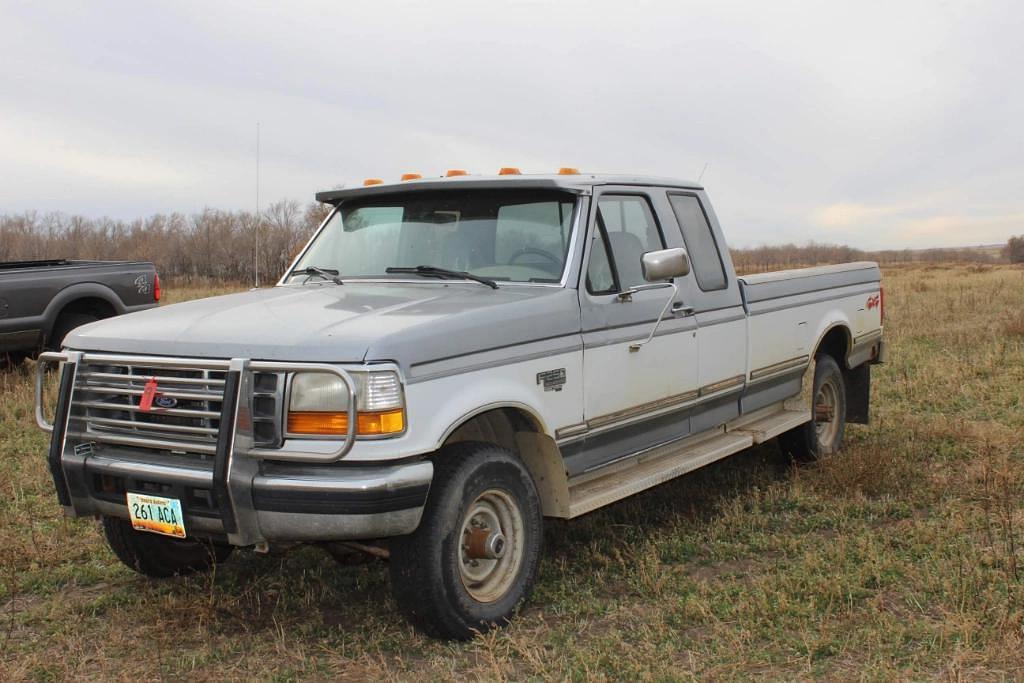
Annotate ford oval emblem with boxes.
[154,394,178,409]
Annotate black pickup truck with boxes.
[0,259,160,359]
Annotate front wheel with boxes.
[779,354,847,461]
[102,516,233,578]
[389,442,543,640]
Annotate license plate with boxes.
[126,492,187,538]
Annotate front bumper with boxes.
[37,351,432,546]
[60,447,432,542]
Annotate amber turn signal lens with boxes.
[558,167,579,175]
[498,167,521,175]
[400,173,422,181]
[446,169,469,177]
[363,178,384,186]
[356,409,406,435]
[287,409,405,436]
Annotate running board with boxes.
[729,407,811,443]
[566,408,810,518]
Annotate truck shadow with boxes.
[170,441,796,639]
[0,352,29,373]
[547,440,794,544]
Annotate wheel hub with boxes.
[458,489,525,603]
[814,377,840,449]
[464,525,507,560]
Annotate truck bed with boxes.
[0,259,159,354]
[738,262,881,303]
[736,261,883,415]
[0,259,153,273]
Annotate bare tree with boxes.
[1007,236,1024,264]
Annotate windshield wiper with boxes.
[295,266,343,285]
[385,265,499,289]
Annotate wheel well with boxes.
[54,297,116,326]
[442,408,570,518]
[816,325,851,368]
[49,297,117,343]
[815,324,872,424]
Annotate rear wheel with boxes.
[48,311,101,350]
[389,442,543,640]
[102,516,233,578]
[779,354,847,461]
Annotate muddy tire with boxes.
[779,354,847,462]
[48,312,100,350]
[102,516,233,578]
[389,442,543,640]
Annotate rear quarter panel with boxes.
[0,262,158,345]
[741,264,882,374]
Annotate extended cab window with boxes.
[289,190,576,284]
[587,195,664,293]
[668,194,727,291]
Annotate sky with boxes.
[1,0,1022,249]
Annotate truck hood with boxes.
[66,282,581,371]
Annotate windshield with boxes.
[287,190,577,284]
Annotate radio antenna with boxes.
[698,162,709,183]
[254,121,261,288]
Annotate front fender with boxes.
[417,349,582,448]
[340,348,584,463]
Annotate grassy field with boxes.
[1,265,1022,681]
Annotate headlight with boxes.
[287,370,405,437]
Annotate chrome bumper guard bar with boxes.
[35,351,430,546]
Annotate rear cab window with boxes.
[667,193,727,291]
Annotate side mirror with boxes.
[641,247,690,282]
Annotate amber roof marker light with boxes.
[400,173,422,181]
[558,167,580,175]
[363,178,384,186]
[446,169,469,177]
[498,167,521,175]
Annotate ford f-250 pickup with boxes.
[36,171,885,639]
[1,259,160,360]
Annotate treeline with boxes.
[0,204,1013,283]
[1007,235,1024,264]
[0,201,330,283]
[730,241,1006,274]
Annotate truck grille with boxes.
[67,357,283,454]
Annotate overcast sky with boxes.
[1,0,1021,249]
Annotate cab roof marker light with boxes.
[446,169,469,177]
[363,178,384,186]
[498,167,521,175]
[400,173,422,181]
[558,167,580,175]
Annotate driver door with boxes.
[568,189,700,476]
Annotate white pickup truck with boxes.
[37,171,885,639]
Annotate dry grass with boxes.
[1,264,1023,681]
[1003,310,1024,338]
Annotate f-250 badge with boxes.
[536,368,566,392]
[134,274,152,295]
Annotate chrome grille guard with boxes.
[35,351,358,463]
[36,351,359,544]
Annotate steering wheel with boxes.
[508,247,561,265]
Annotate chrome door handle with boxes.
[671,303,694,316]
